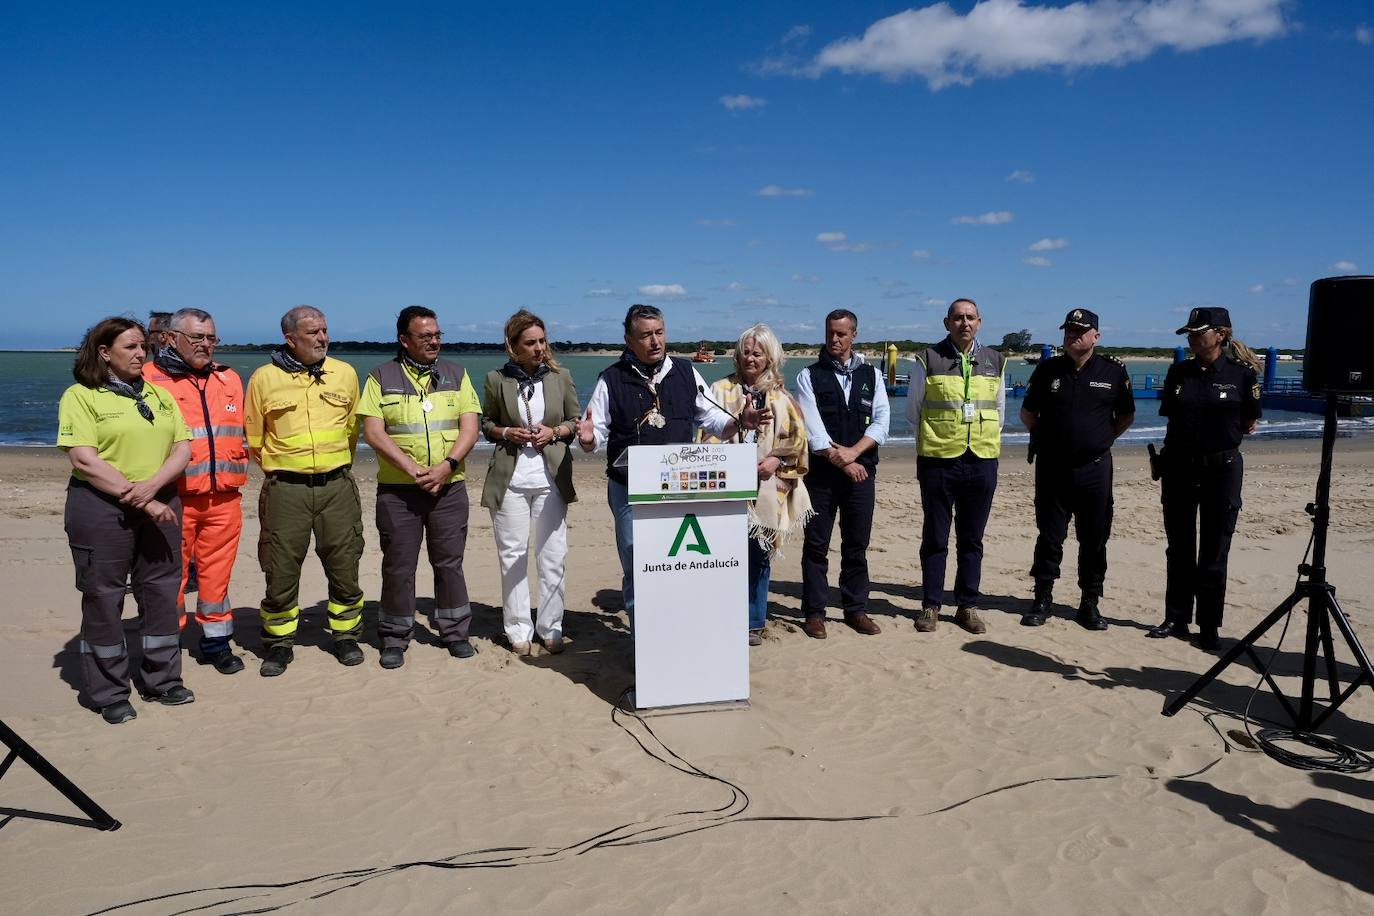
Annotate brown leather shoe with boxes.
[844,611,881,635]
[915,606,940,633]
[802,616,828,639]
[955,605,987,635]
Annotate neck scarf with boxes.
[106,373,155,423]
[272,346,326,380]
[819,349,861,376]
[620,350,665,382]
[153,345,214,378]
[400,349,440,378]
[501,359,550,400]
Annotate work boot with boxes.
[1146,619,1190,639]
[1198,626,1221,651]
[1075,595,1108,631]
[448,640,477,659]
[207,650,245,675]
[379,647,405,669]
[955,606,987,635]
[1021,585,1053,627]
[142,685,196,706]
[915,606,940,632]
[260,645,294,677]
[333,640,364,667]
[101,700,137,725]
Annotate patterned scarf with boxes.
[153,345,215,378]
[271,346,326,380]
[818,349,862,376]
[106,373,155,423]
[620,349,664,382]
[500,359,550,400]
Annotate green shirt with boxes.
[57,383,192,481]
[357,363,481,484]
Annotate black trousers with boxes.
[917,453,998,608]
[801,465,875,617]
[375,482,472,648]
[64,480,184,708]
[1030,453,1113,597]
[1161,453,1244,628]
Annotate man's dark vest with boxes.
[603,356,696,483]
[368,356,467,396]
[807,361,879,473]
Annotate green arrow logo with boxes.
[668,513,711,557]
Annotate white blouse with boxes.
[509,380,556,490]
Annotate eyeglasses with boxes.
[408,332,443,343]
[174,330,220,345]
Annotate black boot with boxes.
[1075,595,1108,631]
[1021,583,1053,627]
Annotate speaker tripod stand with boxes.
[1163,394,1374,730]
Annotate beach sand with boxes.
[2,438,1374,914]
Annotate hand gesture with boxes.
[738,402,774,431]
[121,479,160,509]
[576,406,596,450]
[144,499,176,525]
[842,462,869,483]
[757,456,781,481]
[414,462,450,494]
[530,424,557,450]
[504,425,534,446]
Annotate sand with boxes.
[2,436,1374,914]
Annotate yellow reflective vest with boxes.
[245,357,359,473]
[915,339,1005,459]
[361,357,478,485]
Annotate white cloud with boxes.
[1007,169,1036,183]
[744,295,780,307]
[1023,256,1053,268]
[792,273,822,284]
[720,94,767,111]
[952,210,1014,225]
[781,25,813,46]
[1358,25,1373,45]
[816,231,847,243]
[1333,260,1358,272]
[725,280,752,292]
[816,230,878,252]
[638,284,689,298]
[758,184,814,197]
[695,218,736,227]
[923,297,946,307]
[584,288,622,298]
[1028,237,1069,251]
[811,0,1289,90]
[911,249,933,261]
[1249,283,1266,294]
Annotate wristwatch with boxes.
[445,456,460,472]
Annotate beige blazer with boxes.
[480,367,580,511]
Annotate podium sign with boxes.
[627,444,756,709]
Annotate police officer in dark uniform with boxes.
[1020,309,1135,630]
[1147,307,1260,650]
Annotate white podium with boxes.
[626,443,757,710]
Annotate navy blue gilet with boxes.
[806,361,879,473]
[602,356,696,483]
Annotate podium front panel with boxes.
[632,500,749,709]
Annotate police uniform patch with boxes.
[1050,378,1061,392]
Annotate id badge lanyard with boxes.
[960,350,975,423]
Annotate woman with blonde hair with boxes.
[701,323,813,645]
[481,310,581,655]
[1148,307,1261,651]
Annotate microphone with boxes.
[698,384,747,441]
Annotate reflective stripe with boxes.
[185,459,250,478]
[327,598,364,634]
[190,424,246,439]
[261,605,300,637]
[80,640,127,658]
[201,619,233,637]
[384,418,463,436]
[433,603,472,621]
[142,633,182,650]
[327,598,365,615]
[196,597,231,618]
[923,399,998,411]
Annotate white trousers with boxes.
[491,485,568,643]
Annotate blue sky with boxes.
[2,1,1370,349]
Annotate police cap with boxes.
[1176,306,1232,335]
[1059,308,1099,331]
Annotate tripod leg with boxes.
[1298,594,1325,730]
[0,720,121,831]
[1162,590,1306,717]
[1319,610,1341,703]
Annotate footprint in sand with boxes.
[763,745,795,758]
[1059,837,1100,864]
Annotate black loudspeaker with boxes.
[1305,276,1374,393]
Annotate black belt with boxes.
[1172,448,1239,468]
[268,465,350,486]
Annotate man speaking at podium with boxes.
[577,304,768,616]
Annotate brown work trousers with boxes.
[375,482,472,649]
[64,480,184,708]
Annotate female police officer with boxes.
[1147,307,1261,651]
